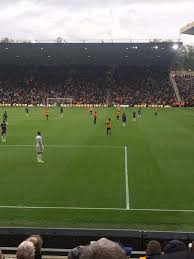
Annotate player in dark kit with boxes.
[154,108,158,117]
[138,108,142,118]
[60,106,64,118]
[122,112,127,127]
[25,106,29,117]
[132,111,136,122]
[1,120,7,143]
[89,106,93,115]
[3,111,8,124]
[93,111,97,125]
[116,108,120,120]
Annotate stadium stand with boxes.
[109,68,175,105]
[0,65,176,106]
[0,42,181,106]
[174,74,194,106]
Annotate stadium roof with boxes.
[0,42,182,67]
[180,22,194,35]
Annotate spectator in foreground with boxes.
[68,246,85,259]
[16,241,35,259]
[0,249,3,259]
[146,240,162,258]
[164,240,187,255]
[26,235,43,259]
[163,239,190,258]
[68,238,127,259]
[188,241,194,254]
[140,240,162,259]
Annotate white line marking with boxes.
[0,145,124,149]
[0,205,125,211]
[2,144,193,213]
[0,206,193,213]
[0,144,125,211]
[124,146,130,210]
[130,208,194,212]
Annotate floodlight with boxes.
[172,44,179,50]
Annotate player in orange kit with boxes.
[105,118,112,136]
[44,106,49,120]
[93,111,97,125]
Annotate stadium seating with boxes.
[175,74,194,106]
[109,67,175,105]
[0,66,176,106]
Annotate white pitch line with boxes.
[0,206,193,213]
[124,146,130,210]
[0,205,126,211]
[130,208,194,213]
[0,144,124,149]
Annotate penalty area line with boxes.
[0,206,126,211]
[0,144,125,149]
[130,208,194,213]
[124,146,130,210]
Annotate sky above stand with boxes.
[0,0,194,44]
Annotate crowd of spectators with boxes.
[0,66,176,106]
[175,74,194,106]
[0,66,107,105]
[109,68,176,106]
[68,238,194,259]
[1,235,192,259]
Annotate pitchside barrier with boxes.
[0,228,193,257]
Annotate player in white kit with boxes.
[36,132,44,163]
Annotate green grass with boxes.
[0,106,194,231]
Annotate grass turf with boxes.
[0,107,194,231]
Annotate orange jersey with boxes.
[105,120,111,128]
[93,112,97,118]
[44,107,49,115]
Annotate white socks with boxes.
[1,137,6,142]
[37,154,44,163]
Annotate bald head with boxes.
[17,241,35,259]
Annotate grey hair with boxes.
[80,238,127,259]
[16,241,35,259]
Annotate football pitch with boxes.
[0,107,194,231]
